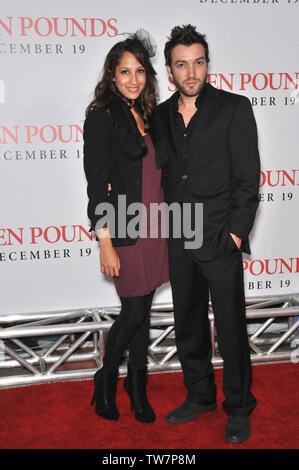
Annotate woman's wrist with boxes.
[96,228,112,246]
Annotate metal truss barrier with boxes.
[0,293,298,388]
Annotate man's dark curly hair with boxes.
[164,24,210,67]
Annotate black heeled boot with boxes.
[91,367,119,421]
[123,363,156,423]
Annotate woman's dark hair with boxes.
[86,38,158,125]
[164,24,210,67]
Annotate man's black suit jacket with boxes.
[150,83,261,261]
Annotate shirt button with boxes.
[184,154,188,159]
[182,174,188,180]
[183,133,187,137]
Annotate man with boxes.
[151,25,260,443]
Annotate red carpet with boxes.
[0,362,298,450]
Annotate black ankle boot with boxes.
[123,364,156,423]
[91,368,119,421]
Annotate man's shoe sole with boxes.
[165,402,217,424]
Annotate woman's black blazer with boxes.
[83,101,163,247]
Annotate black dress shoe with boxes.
[224,415,251,443]
[165,400,217,424]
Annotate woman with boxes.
[83,32,169,424]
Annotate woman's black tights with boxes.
[102,290,155,371]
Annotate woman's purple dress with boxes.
[113,134,169,297]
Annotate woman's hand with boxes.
[100,242,120,277]
[96,227,120,277]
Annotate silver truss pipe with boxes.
[247,300,289,310]
[46,331,91,375]
[1,306,298,340]
[149,326,174,349]
[151,303,173,312]
[159,346,177,365]
[90,311,103,367]
[0,369,96,388]
[248,341,263,355]
[267,320,299,355]
[250,318,275,341]
[97,330,106,368]
[0,331,287,371]
[149,345,175,354]
[0,351,294,389]
[92,332,100,367]
[245,307,298,318]
[0,321,113,339]
[244,294,295,304]
[43,333,71,359]
[0,344,178,370]
[9,338,41,361]
[3,311,92,330]
[147,355,156,365]
[210,320,216,357]
[0,341,41,376]
[0,351,96,369]
[0,308,96,324]
[43,315,88,359]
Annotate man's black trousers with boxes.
[169,243,257,417]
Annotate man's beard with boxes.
[172,71,207,97]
